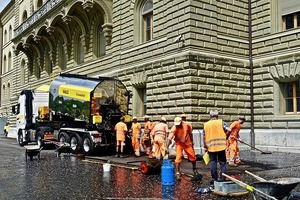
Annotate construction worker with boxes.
[203,110,231,184]
[226,116,246,166]
[150,117,169,159]
[115,116,128,158]
[166,117,197,180]
[130,116,141,157]
[181,113,192,159]
[142,115,152,156]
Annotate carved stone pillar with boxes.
[102,23,113,45]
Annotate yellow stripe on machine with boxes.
[58,85,92,101]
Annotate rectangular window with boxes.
[132,86,146,117]
[283,81,300,114]
[143,13,153,42]
[282,12,300,30]
[285,14,294,29]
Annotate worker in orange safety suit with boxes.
[166,117,197,180]
[115,116,128,158]
[226,116,246,166]
[150,117,169,160]
[142,115,152,156]
[130,116,141,157]
[180,113,192,159]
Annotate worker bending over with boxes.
[226,116,246,166]
[166,117,197,180]
[115,116,128,158]
[150,117,169,160]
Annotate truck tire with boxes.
[70,133,82,154]
[36,131,44,148]
[82,134,94,155]
[18,130,27,147]
[288,192,300,200]
[58,132,70,144]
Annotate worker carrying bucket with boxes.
[166,117,198,181]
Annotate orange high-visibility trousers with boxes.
[153,140,166,159]
[132,136,140,156]
[227,138,240,164]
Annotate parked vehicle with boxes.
[12,73,131,155]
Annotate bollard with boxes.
[161,159,174,185]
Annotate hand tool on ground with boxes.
[235,138,272,154]
[222,173,277,200]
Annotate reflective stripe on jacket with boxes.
[204,119,227,152]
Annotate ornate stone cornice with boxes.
[131,71,148,86]
[270,62,300,80]
[82,0,95,12]
[102,23,113,45]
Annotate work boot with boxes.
[175,172,181,181]
[192,167,199,175]
[115,154,119,158]
[120,154,124,158]
[228,162,238,167]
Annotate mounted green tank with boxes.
[49,73,130,126]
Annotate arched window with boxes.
[3,55,7,73]
[2,84,5,102]
[20,59,26,85]
[9,25,12,40]
[58,39,67,70]
[45,48,52,75]
[142,0,153,42]
[74,29,84,64]
[8,52,12,71]
[37,0,43,9]
[7,83,11,100]
[34,56,41,79]
[4,30,7,44]
[22,11,28,22]
[97,26,106,57]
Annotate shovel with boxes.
[222,173,277,200]
[235,138,272,154]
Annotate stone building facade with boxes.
[0,0,299,152]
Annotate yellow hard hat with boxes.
[132,116,137,120]
[174,117,182,125]
[161,117,167,121]
[144,115,150,118]
[181,113,186,117]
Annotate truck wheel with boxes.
[18,130,26,147]
[58,132,70,144]
[82,134,94,155]
[36,131,44,148]
[288,192,300,200]
[70,133,82,154]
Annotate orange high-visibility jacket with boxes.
[168,122,193,146]
[204,119,227,152]
[230,121,241,138]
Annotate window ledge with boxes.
[273,115,300,121]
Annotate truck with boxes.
[12,73,131,155]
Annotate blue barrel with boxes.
[161,159,175,185]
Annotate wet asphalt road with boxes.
[0,137,203,200]
[1,136,300,200]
